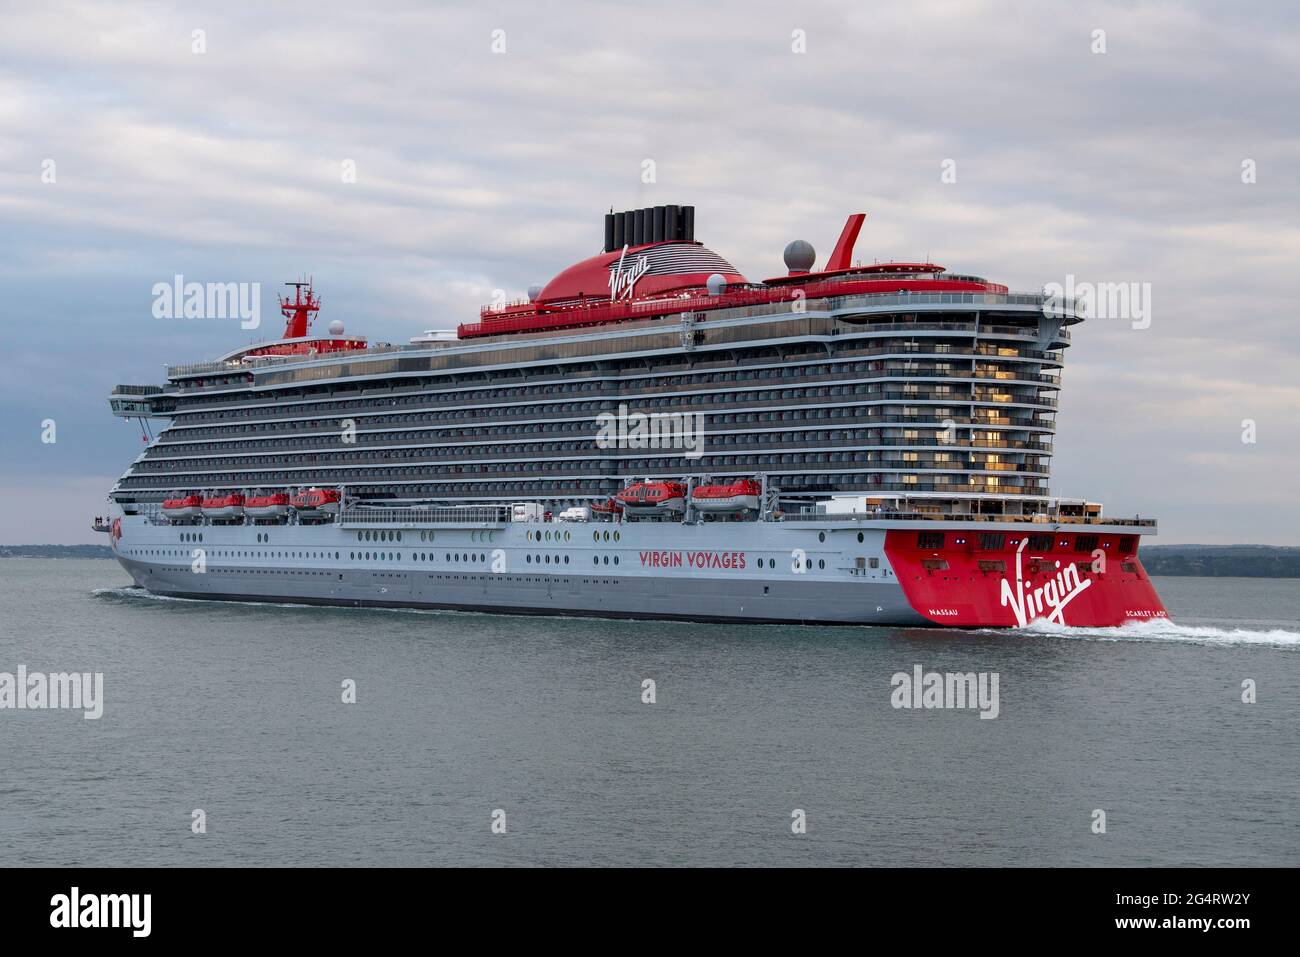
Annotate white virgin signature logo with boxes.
[609,245,650,301]
[999,538,1092,627]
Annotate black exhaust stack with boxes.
[604,204,696,251]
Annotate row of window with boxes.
[915,532,1137,552]
[156,406,1056,456]
[176,341,1058,423]
[137,440,1047,475]
[143,431,1051,470]
[172,381,1051,432]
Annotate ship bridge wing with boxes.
[109,384,175,418]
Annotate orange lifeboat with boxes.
[161,494,203,520]
[614,481,687,516]
[290,488,341,514]
[691,479,761,512]
[201,493,245,519]
[245,492,290,519]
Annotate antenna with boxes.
[278,276,321,339]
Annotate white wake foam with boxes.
[90,586,309,609]
[1006,616,1300,648]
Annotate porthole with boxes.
[613,531,620,542]
[593,531,599,542]
[819,532,826,543]
[603,530,610,542]
[857,532,864,543]
[818,559,826,569]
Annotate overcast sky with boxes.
[2,0,1297,544]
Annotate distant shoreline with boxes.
[4,542,1300,577]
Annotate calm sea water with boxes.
[1,559,1296,867]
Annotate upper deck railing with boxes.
[461,289,1077,338]
[786,507,1155,528]
[164,290,1079,381]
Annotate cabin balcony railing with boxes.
[170,361,1065,422]
[157,409,1058,445]
[142,435,1054,463]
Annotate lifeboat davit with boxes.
[614,481,687,516]
[692,479,761,512]
[291,488,341,514]
[589,497,624,516]
[245,492,290,519]
[201,493,245,519]
[161,494,203,519]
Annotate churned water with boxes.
[1,559,1296,866]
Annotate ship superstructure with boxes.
[101,206,1168,627]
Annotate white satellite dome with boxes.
[705,273,727,296]
[328,319,345,336]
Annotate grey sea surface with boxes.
[1,559,1296,867]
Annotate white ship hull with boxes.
[104,505,1167,627]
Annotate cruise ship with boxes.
[100,205,1168,627]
